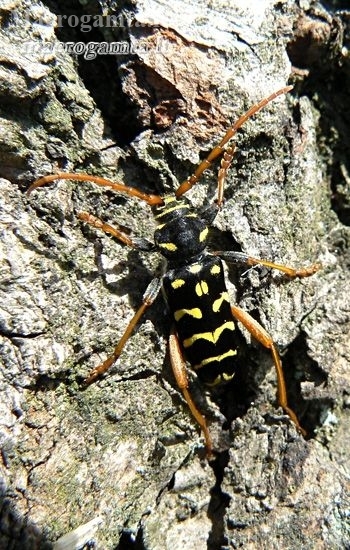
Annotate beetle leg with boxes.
[77,211,155,251]
[231,305,306,436]
[215,251,321,278]
[85,277,161,385]
[175,86,293,204]
[169,327,213,458]
[216,144,236,207]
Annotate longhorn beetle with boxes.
[28,85,320,457]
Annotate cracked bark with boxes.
[0,0,349,549]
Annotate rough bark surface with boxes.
[0,0,349,549]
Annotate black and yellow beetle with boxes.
[28,86,320,456]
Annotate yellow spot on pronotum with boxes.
[195,281,209,296]
[159,242,177,251]
[155,202,190,219]
[171,279,185,289]
[212,292,230,313]
[210,264,221,275]
[199,227,209,242]
[188,263,202,274]
[183,321,235,347]
[174,308,202,321]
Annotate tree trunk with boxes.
[0,0,349,548]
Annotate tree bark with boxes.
[0,0,349,548]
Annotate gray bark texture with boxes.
[0,0,349,548]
